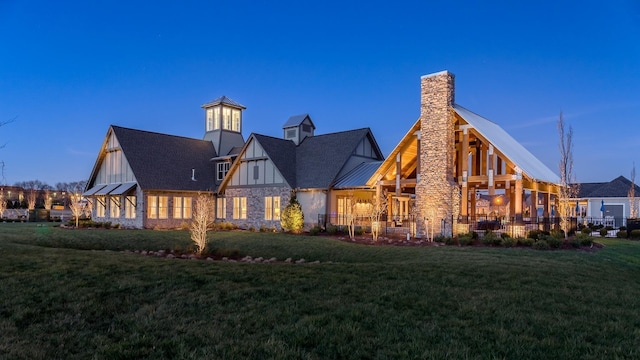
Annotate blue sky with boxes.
[1,0,639,186]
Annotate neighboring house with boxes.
[574,176,640,227]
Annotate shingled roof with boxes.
[99,126,216,191]
[576,176,640,198]
[296,128,381,189]
[252,134,297,187]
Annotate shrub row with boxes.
[434,231,593,249]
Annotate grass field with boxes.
[1,223,640,359]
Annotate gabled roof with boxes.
[201,95,246,109]
[96,126,216,191]
[576,176,640,198]
[454,104,560,184]
[283,113,316,129]
[252,134,297,187]
[333,161,384,189]
[296,128,382,189]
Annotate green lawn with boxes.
[1,223,640,359]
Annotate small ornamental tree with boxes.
[190,193,215,255]
[0,189,6,219]
[281,191,304,233]
[369,189,388,242]
[68,192,86,228]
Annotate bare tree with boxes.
[0,188,6,219]
[557,112,578,239]
[344,191,358,240]
[68,192,87,228]
[190,193,215,255]
[630,163,637,219]
[369,189,388,242]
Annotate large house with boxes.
[574,176,640,227]
[84,70,562,237]
[83,97,384,229]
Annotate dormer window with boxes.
[217,161,231,181]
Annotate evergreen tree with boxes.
[281,192,304,233]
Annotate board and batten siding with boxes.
[94,132,136,185]
[336,135,382,179]
[229,137,286,186]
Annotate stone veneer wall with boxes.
[415,71,458,238]
[224,186,291,230]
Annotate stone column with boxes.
[415,70,457,238]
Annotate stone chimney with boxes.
[415,70,459,238]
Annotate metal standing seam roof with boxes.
[453,104,560,184]
[282,114,316,129]
[94,183,122,195]
[333,161,384,189]
[201,95,246,109]
[110,182,137,195]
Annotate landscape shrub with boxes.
[619,226,627,231]
[457,235,473,246]
[433,234,446,243]
[517,238,534,247]
[326,224,338,235]
[605,226,614,231]
[533,240,550,250]
[281,193,304,233]
[214,247,241,258]
[500,232,511,239]
[354,226,364,236]
[617,230,627,238]
[544,235,563,249]
[569,238,582,248]
[501,237,516,247]
[599,228,608,237]
[630,229,640,239]
[309,226,321,236]
[581,227,592,235]
[527,229,549,240]
[482,230,499,246]
[577,233,593,246]
[445,237,457,246]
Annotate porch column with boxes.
[386,190,393,221]
[469,187,476,218]
[461,128,469,218]
[515,170,523,222]
[543,192,551,217]
[488,144,495,195]
[530,187,538,220]
[396,153,402,197]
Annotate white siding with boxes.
[95,133,136,185]
[297,190,327,226]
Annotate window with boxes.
[96,196,106,217]
[232,109,241,132]
[233,197,247,219]
[264,196,281,220]
[148,196,158,219]
[223,107,232,130]
[217,161,230,181]
[216,197,226,219]
[125,196,136,219]
[110,196,120,218]
[173,196,192,219]
[337,197,353,225]
[206,108,213,131]
[148,196,168,219]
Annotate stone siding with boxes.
[224,186,291,230]
[416,71,458,238]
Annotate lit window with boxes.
[206,108,214,131]
[147,196,168,219]
[217,161,230,181]
[158,196,168,219]
[173,196,192,219]
[110,196,120,218]
[217,197,226,219]
[264,196,281,221]
[223,107,232,130]
[148,196,158,219]
[125,196,136,219]
[96,196,106,217]
[232,109,241,132]
[233,197,247,219]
